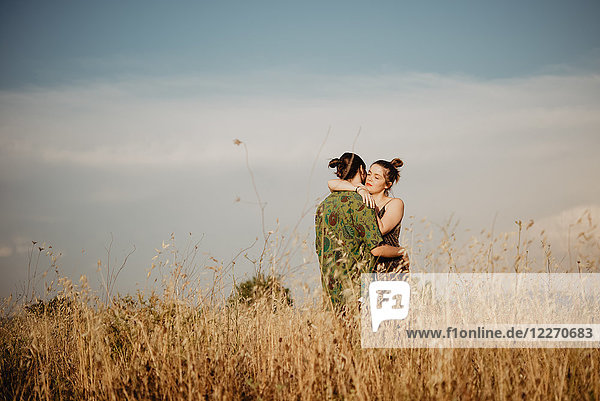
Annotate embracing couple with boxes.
[315,152,408,309]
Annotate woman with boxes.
[328,158,409,273]
[316,152,386,309]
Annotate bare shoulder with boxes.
[388,198,405,211]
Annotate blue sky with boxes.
[1,1,599,301]
[2,0,600,88]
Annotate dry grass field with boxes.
[1,210,599,400]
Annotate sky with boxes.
[1,0,599,301]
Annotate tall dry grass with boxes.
[2,139,599,400]
[1,209,599,400]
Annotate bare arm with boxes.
[378,198,405,236]
[327,179,356,192]
[371,244,408,259]
[327,179,375,208]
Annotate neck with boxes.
[347,175,363,187]
[372,191,388,205]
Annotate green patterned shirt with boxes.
[315,191,383,306]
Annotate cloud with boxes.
[1,71,598,229]
[0,70,598,297]
[12,236,33,255]
[1,71,599,172]
[0,246,13,258]
[534,204,600,255]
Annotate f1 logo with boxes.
[369,280,410,332]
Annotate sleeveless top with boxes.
[376,200,409,273]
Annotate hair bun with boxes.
[328,158,341,168]
[391,158,404,168]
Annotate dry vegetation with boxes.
[2,208,599,401]
[2,138,599,401]
[2,291,600,401]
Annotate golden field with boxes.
[1,211,599,400]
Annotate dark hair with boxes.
[372,158,404,194]
[328,152,366,181]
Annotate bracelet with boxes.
[355,186,363,192]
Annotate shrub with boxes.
[228,274,293,307]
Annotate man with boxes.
[315,152,386,309]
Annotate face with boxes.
[365,163,390,194]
